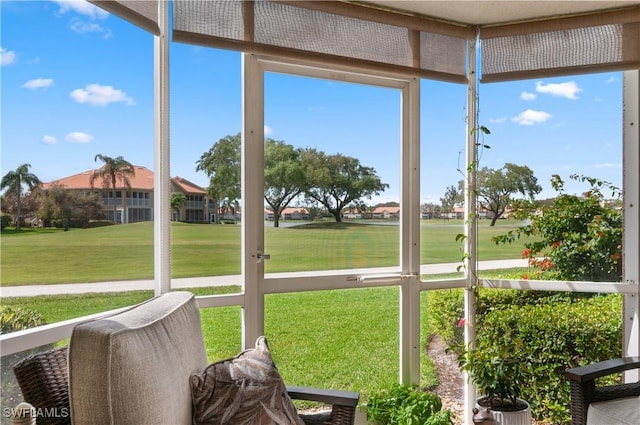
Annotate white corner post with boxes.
[241,53,266,349]
[623,69,640,381]
[399,77,421,386]
[153,0,171,296]
[463,36,479,425]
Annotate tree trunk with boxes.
[16,189,22,231]
[332,210,342,223]
[490,215,498,226]
[273,213,280,228]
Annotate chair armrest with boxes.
[564,357,640,425]
[287,385,359,407]
[565,357,640,383]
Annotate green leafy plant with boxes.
[365,384,452,425]
[493,174,622,282]
[456,295,622,424]
[458,344,528,411]
[1,305,49,424]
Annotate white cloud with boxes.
[42,135,58,145]
[70,18,107,35]
[520,91,537,101]
[23,78,54,90]
[51,0,108,19]
[70,84,134,106]
[535,81,582,99]
[65,132,93,143]
[606,76,618,84]
[1,47,17,66]
[264,125,273,135]
[512,109,552,125]
[489,117,506,124]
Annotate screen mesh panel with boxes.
[255,1,411,67]
[481,8,640,82]
[173,0,470,83]
[421,32,467,77]
[173,0,244,42]
[90,1,159,35]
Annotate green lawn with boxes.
[0,220,532,286]
[1,286,436,402]
[0,219,532,405]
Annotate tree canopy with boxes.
[440,185,462,216]
[197,134,389,224]
[460,162,542,226]
[196,134,241,223]
[38,184,104,229]
[301,148,389,222]
[170,193,188,221]
[0,163,40,230]
[90,154,136,223]
[264,139,306,227]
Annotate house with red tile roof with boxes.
[37,166,211,224]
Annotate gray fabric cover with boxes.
[68,291,208,425]
[587,396,640,425]
[190,336,304,425]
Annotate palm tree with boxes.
[1,163,40,230]
[90,154,136,223]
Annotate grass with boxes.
[0,221,533,402]
[1,285,436,401]
[0,219,532,285]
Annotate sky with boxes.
[1,1,625,206]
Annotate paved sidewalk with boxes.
[0,259,528,297]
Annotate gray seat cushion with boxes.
[587,396,640,425]
[68,291,208,425]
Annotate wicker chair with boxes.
[14,344,358,425]
[564,356,640,425]
[13,346,70,425]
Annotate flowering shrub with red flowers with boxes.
[493,174,622,282]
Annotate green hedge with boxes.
[477,295,621,424]
[428,288,566,350]
[427,291,622,424]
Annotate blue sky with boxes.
[1,1,624,205]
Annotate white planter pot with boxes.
[477,397,532,425]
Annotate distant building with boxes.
[372,206,400,219]
[264,207,309,221]
[37,166,211,224]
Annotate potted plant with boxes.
[459,346,532,425]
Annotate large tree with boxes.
[301,149,388,222]
[264,139,306,228]
[440,185,462,217]
[1,163,40,230]
[462,162,541,226]
[38,184,104,229]
[90,154,136,223]
[196,134,241,224]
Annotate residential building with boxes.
[38,166,210,224]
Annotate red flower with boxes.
[457,318,466,328]
[521,249,531,258]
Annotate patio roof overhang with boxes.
[92,1,640,83]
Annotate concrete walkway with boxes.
[0,259,528,297]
